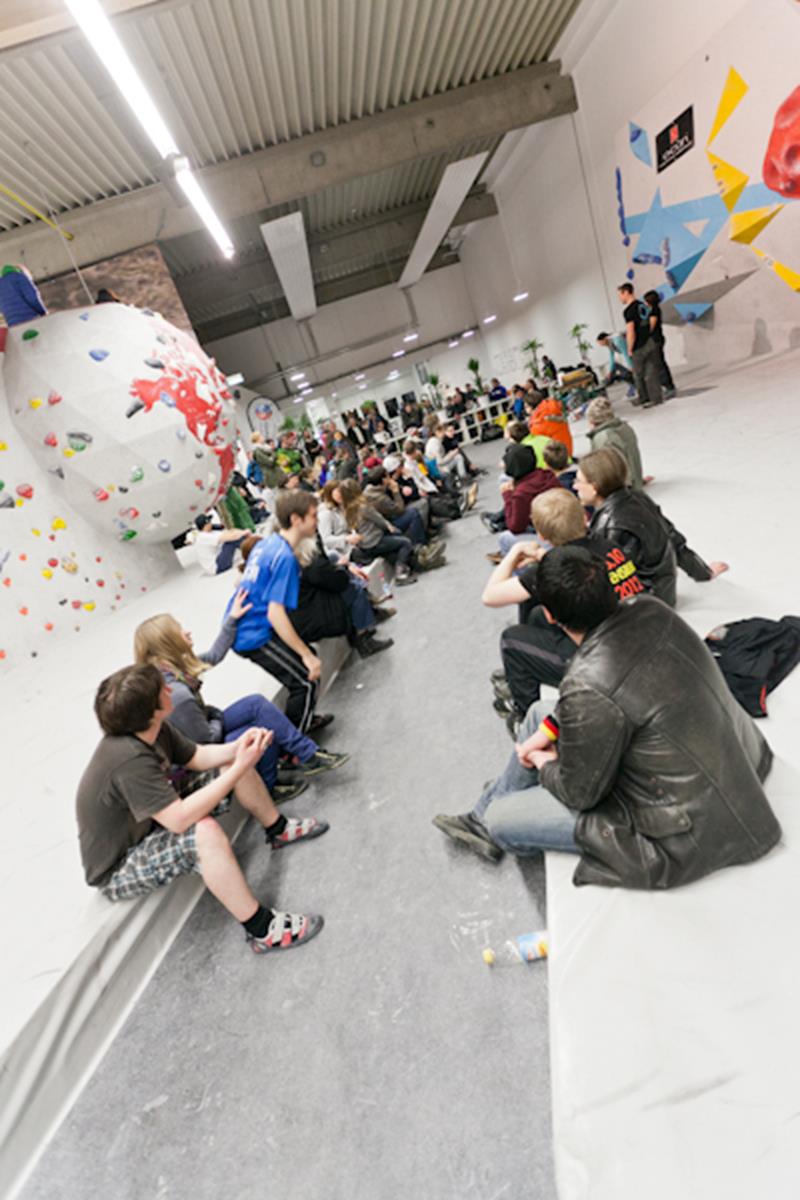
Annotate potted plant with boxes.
[279,413,297,433]
[467,357,485,395]
[427,371,441,403]
[297,411,312,431]
[522,337,543,379]
[569,323,592,363]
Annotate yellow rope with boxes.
[0,182,73,240]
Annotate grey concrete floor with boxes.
[22,440,556,1200]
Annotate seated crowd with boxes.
[75,366,781,978]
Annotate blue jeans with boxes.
[222,694,318,791]
[215,535,245,574]
[393,506,426,546]
[342,578,377,633]
[498,529,536,556]
[472,701,578,854]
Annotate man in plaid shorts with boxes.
[76,663,327,954]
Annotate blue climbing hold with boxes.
[89,349,109,362]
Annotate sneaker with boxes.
[480,512,497,533]
[286,749,350,778]
[395,569,417,586]
[492,677,514,705]
[248,910,325,954]
[432,813,504,863]
[268,815,329,849]
[373,605,396,624]
[490,668,506,685]
[308,712,335,735]
[664,388,676,400]
[273,778,310,803]
[355,633,393,658]
[625,385,637,399]
[493,694,515,717]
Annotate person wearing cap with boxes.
[193,513,248,576]
[586,396,647,490]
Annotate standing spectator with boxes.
[644,290,676,397]
[541,355,558,383]
[617,282,662,408]
[0,264,47,326]
[585,397,646,491]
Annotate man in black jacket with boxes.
[434,546,780,887]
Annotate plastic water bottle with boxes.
[483,930,548,966]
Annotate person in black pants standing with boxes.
[644,290,676,398]
[617,282,662,408]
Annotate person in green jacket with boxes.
[585,397,648,491]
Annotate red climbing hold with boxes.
[94,488,110,502]
[44,433,58,447]
[763,85,800,197]
[16,484,33,499]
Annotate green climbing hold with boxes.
[121,529,138,540]
[22,329,39,341]
[130,467,144,483]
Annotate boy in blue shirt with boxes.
[231,491,331,734]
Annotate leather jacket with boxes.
[540,596,780,890]
[589,488,711,606]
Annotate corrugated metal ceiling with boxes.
[0,0,580,234]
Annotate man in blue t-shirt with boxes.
[230,491,329,734]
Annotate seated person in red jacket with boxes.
[493,444,561,556]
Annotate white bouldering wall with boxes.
[0,303,239,667]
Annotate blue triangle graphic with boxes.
[674,302,713,322]
[667,252,706,291]
[629,122,652,167]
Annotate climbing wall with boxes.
[0,303,239,667]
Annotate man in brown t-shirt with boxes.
[76,664,327,955]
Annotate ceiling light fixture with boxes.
[65,0,234,259]
[513,291,529,303]
[462,330,475,339]
[403,332,419,343]
[300,386,313,396]
[260,212,317,319]
[392,350,405,359]
[290,372,306,382]
[483,315,497,324]
[354,373,366,381]
[358,383,367,390]
[448,339,459,348]
[398,151,489,288]
[225,372,244,386]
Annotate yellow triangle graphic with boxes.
[730,204,784,244]
[772,259,800,292]
[707,67,749,145]
[707,151,749,212]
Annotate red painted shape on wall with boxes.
[763,85,800,197]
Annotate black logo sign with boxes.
[656,107,695,173]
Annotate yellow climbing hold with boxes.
[31,528,41,536]
[63,448,75,458]
[0,442,7,451]
[29,397,43,410]
[729,204,783,245]
[83,601,96,612]
[706,152,749,213]
[42,568,53,579]
[51,517,67,531]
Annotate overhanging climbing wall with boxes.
[0,303,240,667]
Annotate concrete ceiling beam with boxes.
[0,61,575,277]
[175,190,497,313]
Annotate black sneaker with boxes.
[373,605,396,624]
[295,749,350,777]
[493,677,514,705]
[308,712,335,735]
[355,634,393,658]
[273,778,310,803]
[490,669,507,685]
[432,813,504,862]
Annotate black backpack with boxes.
[705,615,800,717]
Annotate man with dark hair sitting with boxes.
[435,545,780,886]
[76,663,327,954]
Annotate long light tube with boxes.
[64,0,234,258]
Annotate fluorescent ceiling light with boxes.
[448,340,459,348]
[290,371,306,382]
[398,151,489,289]
[403,332,419,343]
[354,373,366,381]
[462,330,475,339]
[65,0,234,260]
[392,350,405,358]
[358,383,367,390]
[260,211,317,320]
[300,386,313,395]
[225,372,244,386]
[483,315,497,324]
[513,291,529,302]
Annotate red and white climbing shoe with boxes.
[268,815,329,849]
[248,910,325,954]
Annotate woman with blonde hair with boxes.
[133,592,348,809]
[339,477,417,585]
